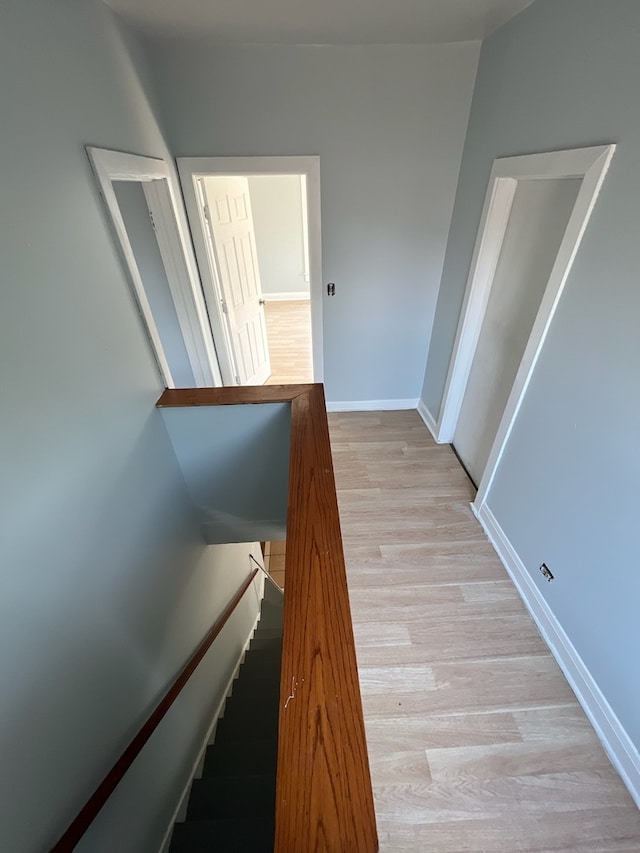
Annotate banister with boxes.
[50,567,259,852]
[157,384,378,852]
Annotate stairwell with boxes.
[170,580,284,853]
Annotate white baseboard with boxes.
[157,609,263,853]
[263,291,309,302]
[326,398,419,413]
[473,501,640,809]
[417,398,443,442]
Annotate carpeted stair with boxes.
[169,581,283,853]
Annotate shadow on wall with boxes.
[159,403,292,544]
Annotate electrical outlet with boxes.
[539,563,554,582]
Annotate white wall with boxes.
[248,175,309,298]
[144,41,480,405]
[161,404,291,543]
[0,2,259,849]
[421,0,640,770]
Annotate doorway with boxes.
[87,147,220,388]
[454,177,581,485]
[435,145,615,506]
[247,174,312,385]
[178,157,322,387]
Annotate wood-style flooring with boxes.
[264,300,312,385]
[263,539,286,590]
[328,410,640,853]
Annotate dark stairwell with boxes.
[169,579,284,853]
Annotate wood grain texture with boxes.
[330,410,640,853]
[50,568,259,852]
[155,385,377,851]
[275,384,378,852]
[157,385,313,407]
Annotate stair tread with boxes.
[170,818,274,853]
[187,774,276,820]
[263,583,284,606]
[203,738,278,777]
[168,588,285,848]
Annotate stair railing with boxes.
[52,383,377,852]
[50,567,259,852]
[158,384,378,852]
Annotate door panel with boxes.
[201,176,271,385]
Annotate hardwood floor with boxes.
[263,539,286,589]
[263,300,312,385]
[328,410,640,852]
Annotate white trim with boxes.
[158,599,264,853]
[262,291,310,302]
[436,145,616,488]
[417,399,443,442]
[473,502,640,809]
[326,398,419,413]
[438,177,517,441]
[178,156,323,384]
[86,147,222,388]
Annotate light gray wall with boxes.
[144,41,480,403]
[0,2,259,849]
[113,180,196,386]
[422,0,640,748]
[248,175,309,297]
[161,404,291,543]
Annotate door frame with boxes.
[87,147,222,388]
[178,156,323,385]
[434,145,615,510]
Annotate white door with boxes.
[199,176,271,385]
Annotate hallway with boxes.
[329,410,640,853]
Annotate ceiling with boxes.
[104,0,535,43]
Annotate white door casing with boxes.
[433,144,615,512]
[178,156,323,386]
[86,147,222,388]
[453,177,582,485]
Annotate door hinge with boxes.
[235,375,241,385]
[148,210,156,231]
[221,300,228,315]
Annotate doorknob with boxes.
[259,298,266,305]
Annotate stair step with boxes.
[260,598,283,616]
[244,640,283,658]
[187,774,276,821]
[249,636,283,653]
[222,696,279,721]
[263,582,284,606]
[241,652,282,675]
[229,684,280,708]
[253,619,282,633]
[217,705,279,741]
[252,628,283,643]
[256,611,283,633]
[203,737,278,777]
[170,818,275,853]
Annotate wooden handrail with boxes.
[51,567,259,852]
[157,384,378,852]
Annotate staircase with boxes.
[170,581,284,853]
